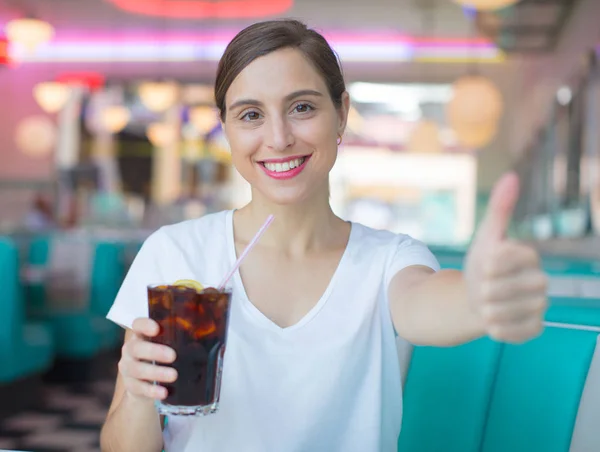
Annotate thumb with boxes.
[476,172,520,243]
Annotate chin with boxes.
[252,182,325,206]
[257,188,313,205]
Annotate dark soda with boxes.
[147,285,231,414]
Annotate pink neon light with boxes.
[107,0,293,19]
[50,32,496,48]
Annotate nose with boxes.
[265,116,294,152]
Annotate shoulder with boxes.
[159,210,230,238]
[148,210,230,249]
[351,222,440,274]
[351,222,422,250]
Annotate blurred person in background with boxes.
[100,19,548,452]
[24,191,56,231]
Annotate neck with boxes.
[234,182,346,255]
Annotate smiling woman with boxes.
[213,20,349,207]
[222,58,347,204]
[100,18,548,452]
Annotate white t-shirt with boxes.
[107,210,440,452]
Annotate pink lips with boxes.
[259,155,310,180]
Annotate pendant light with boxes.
[33,81,71,113]
[452,0,520,11]
[5,18,54,53]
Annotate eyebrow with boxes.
[228,89,324,111]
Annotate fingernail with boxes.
[166,350,176,362]
[166,369,177,381]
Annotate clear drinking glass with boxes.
[147,284,232,416]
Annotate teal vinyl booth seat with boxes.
[398,303,600,452]
[398,253,600,452]
[25,235,125,359]
[0,237,54,384]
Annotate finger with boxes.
[485,243,541,277]
[121,359,178,383]
[125,379,169,400]
[481,295,547,323]
[483,271,548,301]
[488,317,544,344]
[475,172,520,243]
[132,318,160,338]
[126,339,176,364]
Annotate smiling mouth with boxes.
[259,156,308,173]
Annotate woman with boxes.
[100,19,548,452]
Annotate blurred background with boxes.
[0,0,599,451]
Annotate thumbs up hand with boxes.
[464,173,548,344]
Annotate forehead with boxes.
[225,47,328,104]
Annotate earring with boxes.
[337,135,343,146]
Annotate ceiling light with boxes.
[33,82,71,113]
[453,0,520,11]
[138,81,179,113]
[147,122,179,147]
[557,86,572,106]
[5,18,54,53]
[189,106,219,135]
[100,106,130,133]
[407,121,443,153]
[15,115,57,156]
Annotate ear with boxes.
[219,107,228,134]
[337,91,350,137]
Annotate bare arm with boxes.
[100,323,176,452]
[389,173,549,347]
[389,267,485,346]
[389,246,547,347]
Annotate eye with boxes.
[292,103,314,114]
[241,110,262,121]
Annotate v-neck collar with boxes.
[225,209,356,334]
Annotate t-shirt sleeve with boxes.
[106,229,168,330]
[384,234,441,288]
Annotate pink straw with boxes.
[218,214,274,291]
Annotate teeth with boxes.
[263,157,306,173]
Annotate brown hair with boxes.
[214,19,345,121]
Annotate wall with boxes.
[0,66,57,228]
[0,65,57,181]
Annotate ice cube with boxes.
[194,320,216,339]
[175,317,193,331]
[161,293,173,309]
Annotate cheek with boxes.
[225,132,262,181]
[230,145,254,174]
[296,118,337,148]
[226,129,258,160]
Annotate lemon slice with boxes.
[173,279,204,293]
